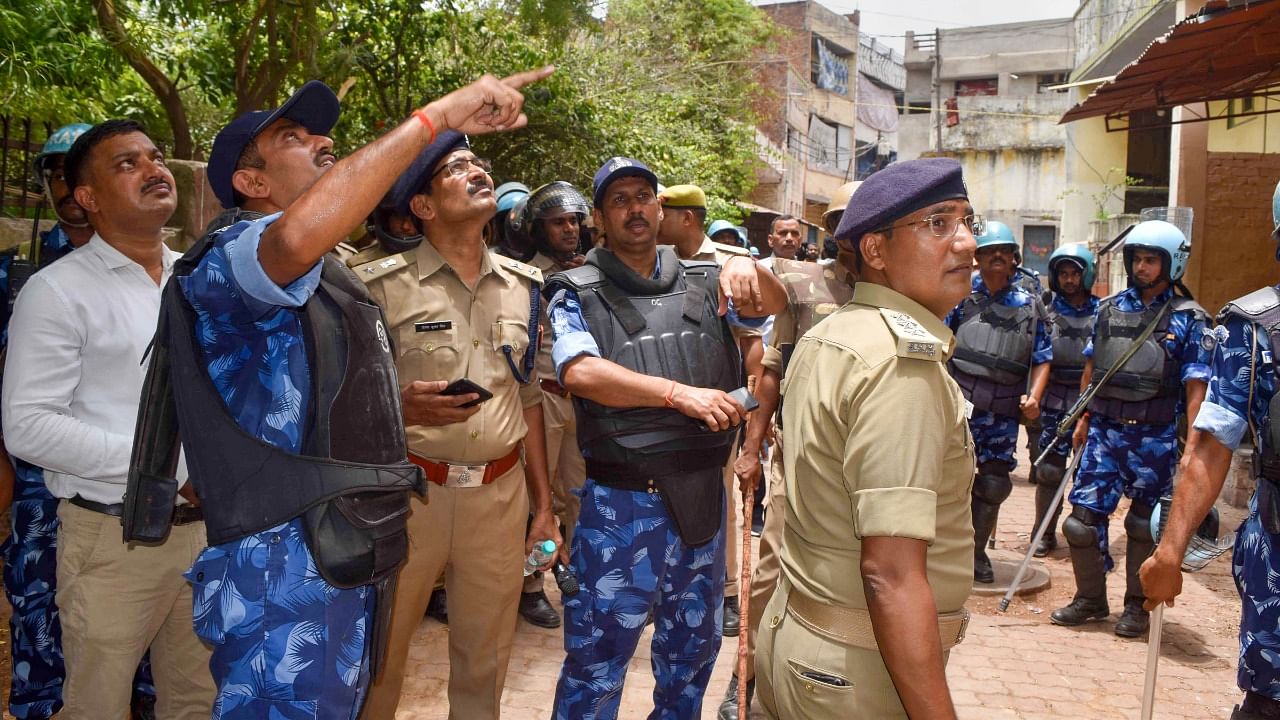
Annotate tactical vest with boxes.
[949,288,1038,418]
[772,257,854,373]
[1042,304,1096,413]
[1087,294,1201,424]
[1218,287,1280,534]
[544,246,742,546]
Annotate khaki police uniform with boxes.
[526,250,586,592]
[354,240,544,720]
[743,256,855,682]
[677,235,755,600]
[756,282,975,719]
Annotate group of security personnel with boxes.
[4,71,1280,720]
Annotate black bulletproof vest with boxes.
[1047,303,1095,385]
[544,246,742,545]
[949,288,1037,418]
[166,230,423,554]
[1087,295,1197,424]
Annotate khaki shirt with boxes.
[672,236,762,338]
[353,241,543,464]
[778,282,975,615]
[763,257,856,375]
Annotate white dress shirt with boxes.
[2,234,186,504]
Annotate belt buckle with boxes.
[447,463,488,488]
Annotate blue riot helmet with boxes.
[1047,243,1096,295]
[495,182,530,216]
[33,122,92,177]
[1271,177,1280,259]
[733,226,749,248]
[707,219,736,241]
[1122,219,1189,283]
[974,220,1018,251]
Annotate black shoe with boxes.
[1033,532,1057,558]
[717,674,755,720]
[974,552,994,584]
[723,595,741,637]
[1114,602,1150,638]
[426,588,448,625]
[751,503,765,538]
[1050,597,1110,626]
[130,691,156,720]
[519,590,562,628]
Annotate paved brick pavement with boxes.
[390,433,1246,719]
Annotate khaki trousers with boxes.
[364,464,529,720]
[524,392,585,594]
[56,501,213,720]
[743,434,787,681]
[756,577,949,720]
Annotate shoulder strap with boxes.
[542,264,605,298]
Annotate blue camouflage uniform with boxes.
[1069,286,1210,567]
[1192,293,1280,700]
[180,214,372,719]
[0,226,155,719]
[946,274,1052,469]
[547,253,759,719]
[1039,294,1102,458]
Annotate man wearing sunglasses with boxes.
[355,131,560,720]
[756,157,977,720]
[945,220,1052,584]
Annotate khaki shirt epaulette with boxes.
[350,251,415,283]
[710,241,750,257]
[344,244,390,270]
[879,307,945,362]
[494,255,544,284]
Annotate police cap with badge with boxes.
[833,157,968,258]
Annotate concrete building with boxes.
[1062,0,1280,311]
[745,1,903,252]
[901,18,1075,276]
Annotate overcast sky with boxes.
[806,0,1081,53]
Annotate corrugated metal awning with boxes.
[1061,0,1280,125]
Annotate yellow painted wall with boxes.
[1062,97,1129,245]
[1206,96,1280,155]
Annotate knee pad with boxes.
[1063,506,1103,548]
[1035,456,1067,487]
[1125,502,1154,544]
[973,471,1013,506]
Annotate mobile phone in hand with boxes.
[440,377,494,408]
[729,386,760,412]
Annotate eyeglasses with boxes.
[432,156,492,179]
[878,213,985,239]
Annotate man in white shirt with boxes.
[2,120,213,719]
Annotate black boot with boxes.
[972,496,999,584]
[723,595,741,637]
[1233,691,1280,720]
[130,691,157,720]
[717,674,755,720]
[519,590,562,629]
[425,587,448,624]
[1033,483,1062,558]
[1116,505,1156,637]
[1051,541,1109,626]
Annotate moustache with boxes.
[141,177,171,194]
[314,150,336,168]
[467,179,493,195]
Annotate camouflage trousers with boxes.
[553,479,725,720]
[969,410,1021,469]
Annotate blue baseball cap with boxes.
[387,130,470,216]
[207,80,341,209]
[592,156,658,209]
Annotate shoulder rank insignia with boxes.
[879,308,943,361]
[710,241,750,257]
[351,252,413,283]
[497,256,545,284]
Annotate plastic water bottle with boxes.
[523,539,557,576]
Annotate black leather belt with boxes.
[69,496,204,526]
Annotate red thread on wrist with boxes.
[413,109,437,144]
[664,380,678,409]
